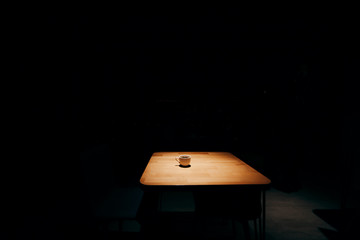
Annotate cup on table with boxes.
[175,155,191,167]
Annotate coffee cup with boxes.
[175,155,191,167]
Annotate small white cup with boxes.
[175,155,191,167]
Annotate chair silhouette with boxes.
[194,188,262,240]
[80,144,143,233]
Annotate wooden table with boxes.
[140,152,271,239]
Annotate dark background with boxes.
[7,6,360,235]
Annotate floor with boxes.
[6,167,353,240]
[265,184,340,240]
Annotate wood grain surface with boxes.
[140,152,271,186]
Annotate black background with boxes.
[8,5,360,224]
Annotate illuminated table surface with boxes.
[140,152,271,187]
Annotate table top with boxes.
[140,152,271,187]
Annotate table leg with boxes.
[261,190,266,240]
